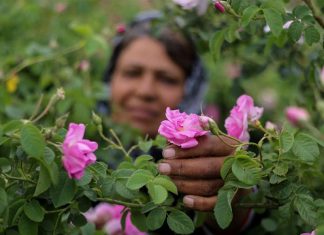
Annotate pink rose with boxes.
[158,107,209,148]
[285,106,310,125]
[62,123,98,179]
[214,1,225,13]
[84,203,116,228]
[225,95,263,142]
[203,104,220,123]
[301,231,316,235]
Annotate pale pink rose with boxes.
[301,231,316,235]
[265,121,277,131]
[84,203,116,228]
[214,1,225,13]
[158,107,209,148]
[225,95,263,142]
[173,0,209,15]
[79,60,90,72]
[62,123,98,179]
[285,106,310,125]
[225,106,250,142]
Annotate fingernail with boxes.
[158,163,171,174]
[162,148,175,159]
[183,196,194,208]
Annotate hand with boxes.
[158,135,236,211]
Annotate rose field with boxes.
[0,0,323,235]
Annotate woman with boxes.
[104,11,251,234]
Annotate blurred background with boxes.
[0,0,323,133]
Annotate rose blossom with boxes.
[214,1,225,13]
[158,107,209,148]
[225,95,263,142]
[285,106,310,125]
[62,123,98,179]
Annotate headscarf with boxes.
[102,11,207,114]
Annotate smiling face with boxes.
[110,37,186,137]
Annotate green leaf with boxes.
[134,155,153,166]
[263,8,283,37]
[0,158,11,173]
[138,140,153,153]
[141,202,158,214]
[80,223,96,235]
[2,120,23,134]
[101,176,115,197]
[71,213,87,227]
[292,133,319,162]
[44,147,55,164]
[18,214,38,235]
[294,194,317,226]
[214,188,236,229]
[153,135,167,148]
[304,26,320,45]
[0,187,8,215]
[20,124,45,159]
[130,210,147,231]
[24,200,44,222]
[126,171,153,190]
[288,21,303,42]
[147,182,168,204]
[147,208,166,230]
[50,172,76,208]
[221,157,235,180]
[34,166,51,196]
[89,162,107,177]
[232,155,262,185]
[280,128,294,153]
[153,176,178,195]
[167,210,195,234]
[293,5,311,19]
[76,169,92,186]
[242,5,260,27]
[115,180,137,199]
[209,30,225,62]
[261,218,277,232]
[273,162,289,176]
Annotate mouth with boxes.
[126,106,160,121]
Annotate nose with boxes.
[135,72,157,101]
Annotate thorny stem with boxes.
[97,198,143,208]
[1,173,36,184]
[31,95,58,123]
[29,94,44,121]
[302,0,324,29]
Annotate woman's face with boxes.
[110,37,186,137]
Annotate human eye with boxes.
[157,73,182,86]
[121,68,142,78]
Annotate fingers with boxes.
[183,195,217,211]
[172,178,224,196]
[158,157,226,178]
[162,135,237,159]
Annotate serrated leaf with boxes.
[76,169,92,186]
[304,26,320,45]
[115,180,137,199]
[288,21,303,42]
[89,162,107,177]
[126,172,153,190]
[20,124,45,159]
[167,210,195,234]
[18,214,38,235]
[292,133,319,162]
[153,135,167,148]
[273,163,288,176]
[3,120,23,134]
[261,218,277,232]
[221,157,235,180]
[24,200,44,222]
[134,155,153,166]
[280,128,294,153]
[34,166,51,196]
[242,5,260,27]
[293,5,310,19]
[101,176,115,197]
[50,172,76,208]
[147,183,168,204]
[147,208,166,230]
[153,176,178,194]
[141,202,158,214]
[232,155,262,185]
[294,194,317,226]
[44,147,55,164]
[138,140,153,153]
[263,8,283,37]
[214,188,236,229]
[0,187,8,215]
[209,30,225,62]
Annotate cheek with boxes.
[110,78,130,105]
[159,87,184,109]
